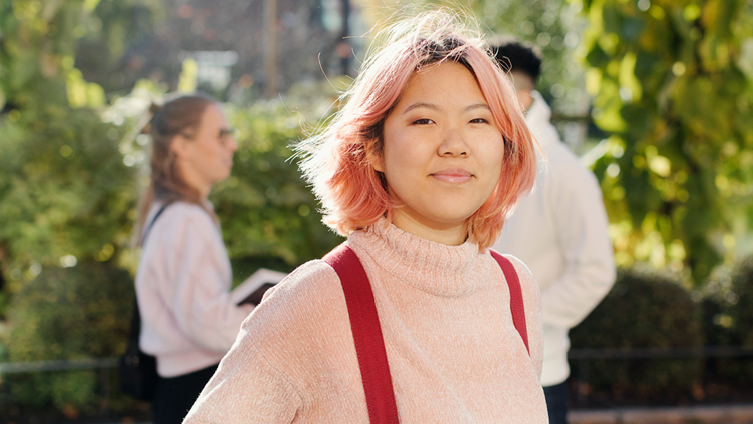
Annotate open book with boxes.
[230,268,288,306]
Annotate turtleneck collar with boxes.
[347,219,495,297]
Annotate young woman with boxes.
[133,93,254,424]
[184,10,547,423]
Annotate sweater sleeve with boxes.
[541,151,616,329]
[165,209,254,353]
[505,255,544,379]
[182,327,301,424]
[183,260,341,423]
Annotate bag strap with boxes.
[323,244,400,424]
[138,204,169,247]
[129,204,168,343]
[489,249,529,354]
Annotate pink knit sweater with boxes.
[183,219,547,423]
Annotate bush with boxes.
[2,261,133,413]
[701,257,753,398]
[569,268,704,405]
[213,100,343,268]
[0,95,138,305]
[728,258,753,347]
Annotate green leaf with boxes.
[581,0,753,284]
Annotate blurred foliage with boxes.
[701,257,753,395]
[578,0,753,284]
[728,259,753,347]
[571,260,753,406]
[416,0,590,119]
[467,0,589,114]
[0,100,138,274]
[73,0,166,94]
[215,98,344,270]
[0,0,341,295]
[0,0,140,297]
[570,269,705,404]
[3,261,132,411]
[0,0,341,416]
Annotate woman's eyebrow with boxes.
[402,102,440,114]
[464,103,491,112]
[402,102,490,115]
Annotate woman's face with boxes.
[376,61,505,246]
[173,103,237,198]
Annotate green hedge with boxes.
[2,261,132,412]
[570,261,753,406]
[701,258,753,398]
[569,269,705,405]
[728,258,753,347]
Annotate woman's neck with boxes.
[391,213,468,246]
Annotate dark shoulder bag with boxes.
[118,205,167,401]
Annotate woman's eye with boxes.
[412,118,434,125]
[470,118,489,124]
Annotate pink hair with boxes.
[298,10,537,250]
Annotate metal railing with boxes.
[2,346,753,413]
[0,357,121,420]
[568,346,753,406]
[0,357,117,374]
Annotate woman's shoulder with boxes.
[496,253,531,277]
[250,259,343,326]
[489,252,540,299]
[160,201,212,221]
[154,201,215,233]
[141,201,218,253]
[240,258,352,363]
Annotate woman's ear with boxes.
[366,142,385,173]
[170,134,191,158]
[372,155,385,173]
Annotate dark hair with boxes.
[491,41,542,85]
[135,93,217,245]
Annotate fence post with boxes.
[577,357,588,407]
[99,365,111,420]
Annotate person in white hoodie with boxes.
[491,41,616,423]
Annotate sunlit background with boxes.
[1,0,753,421]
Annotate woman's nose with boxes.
[438,128,469,157]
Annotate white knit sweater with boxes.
[136,201,254,378]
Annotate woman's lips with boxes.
[431,168,473,184]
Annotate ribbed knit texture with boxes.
[184,219,548,423]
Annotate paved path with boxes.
[570,404,753,423]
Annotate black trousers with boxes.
[152,363,219,424]
[543,381,569,424]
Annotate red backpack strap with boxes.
[323,244,400,424]
[489,250,529,355]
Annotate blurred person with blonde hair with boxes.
[134,93,253,424]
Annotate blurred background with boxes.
[1,0,753,422]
